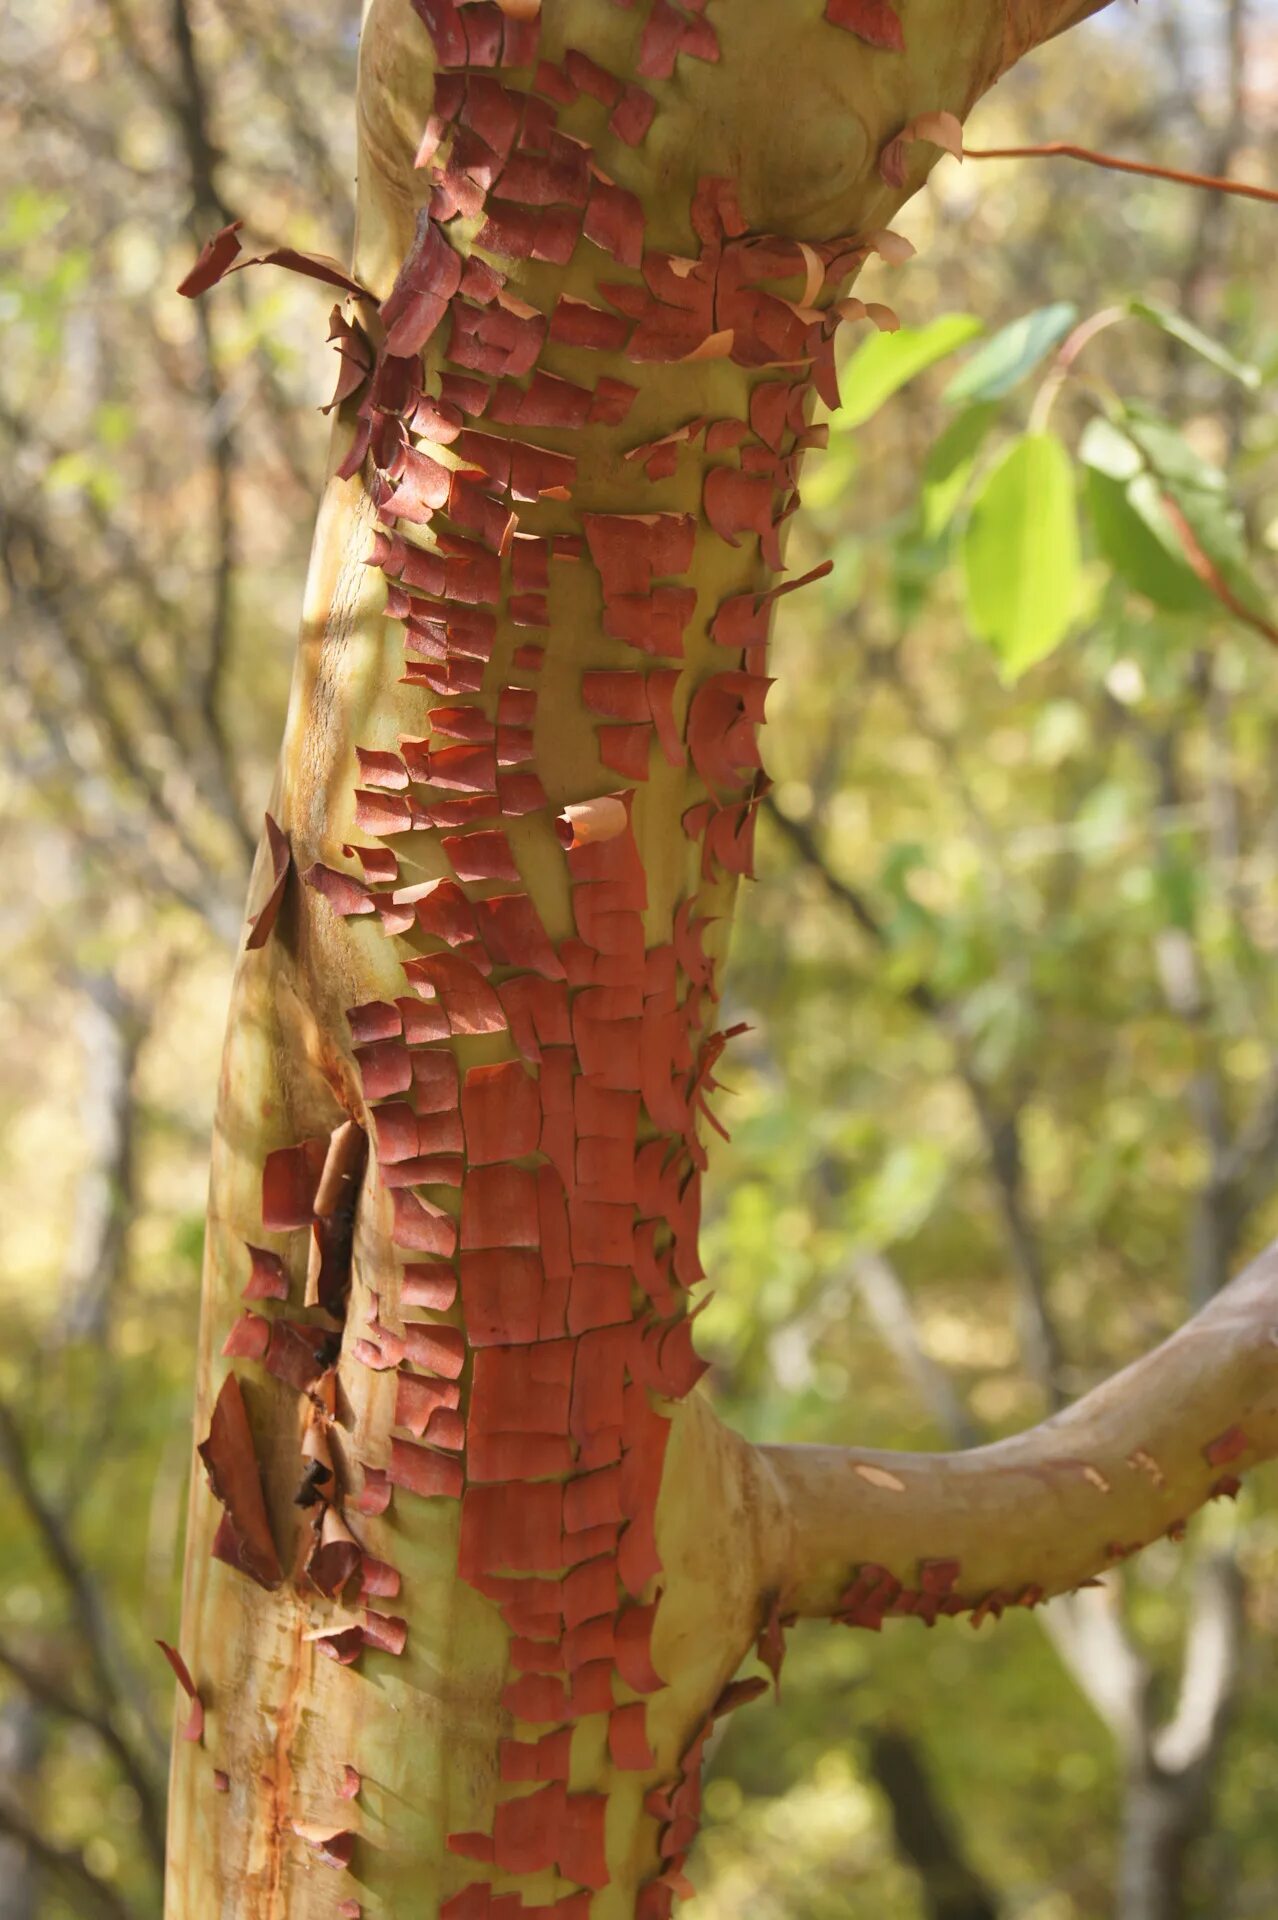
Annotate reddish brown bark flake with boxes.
[156,1639,204,1742]
[178,218,373,302]
[356,1466,392,1516]
[463,1060,541,1162]
[400,1263,460,1309]
[220,1311,271,1365]
[879,109,964,187]
[242,1244,289,1301]
[307,1507,363,1601]
[362,1611,409,1656]
[314,1626,365,1667]
[608,1701,656,1771]
[244,813,291,949]
[197,1374,283,1590]
[176,220,244,297]
[261,1137,329,1232]
[824,0,905,48]
[389,1436,465,1500]
[360,1555,402,1600]
[1204,1425,1250,1467]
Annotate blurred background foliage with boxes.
[0,2,1275,1917]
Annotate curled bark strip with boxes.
[242,1244,288,1301]
[244,813,291,950]
[309,1120,368,1317]
[156,1640,204,1743]
[178,217,374,301]
[197,1374,283,1591]
[291,1821,356,1869]
[261,1138,328,1232]
[556,796,629,849]
[879,109,964,186]
[176,220,244,297]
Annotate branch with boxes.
[0,1798,141,1920]
[1039,1583,1151,1753]
[60,979,141,1343]
[1113,1555,1246,1913]
[867,1727,1002,1920]
[0,1637,165,1871]
[762,1238,1278,1620]
[766,794,1066,1403]
[0,1703,42,1920]
[852,1252,982,1450]
[0,1403,165,1777]
[1153,1552,1244,1780]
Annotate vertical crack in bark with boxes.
[262,1614,309,1920]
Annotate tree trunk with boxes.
[164,5,1278,1918]
[1118,1768,1196,1920]
[868,1727,1001,1920]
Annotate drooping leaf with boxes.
[1120,404,1270,624]
[919,402,998,538]
[1121,403,1227,494]
[1079,419,1211,614]
[1078,404,1271,634]
[834,313,984,428]
[1128,297,1261,390]
[1083,466,1211,613]
[943,302,1078,405]
[962,432,1081,677]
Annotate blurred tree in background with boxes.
[0,3,1275,1917]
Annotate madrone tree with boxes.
[165,3,1278,1915]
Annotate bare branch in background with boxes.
[1118,1557,1246,1920]
[0,1402,166,1780]
[852,1252,982,1450]
[0,1705,41,1920]
[765,792,1066,1404]
[60,977,142,1343]
[868,1727,1001,1920]
[0,1797,142,1920]
[0,1633,164,1871]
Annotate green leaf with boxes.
[1079,418,1211,613]
[1076,415,1143,483]
[833,313,984,429]
[1122,402,1226,494]
[1118,404,1269,621]
[1083,466,1210,613]
[963,432,1081,677]
[943,301,1078,405]
[919,402,998,539]
[1128,297,1261,390]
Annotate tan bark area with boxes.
[157,6,1278,1920]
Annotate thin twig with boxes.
[964,142,1278,206]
